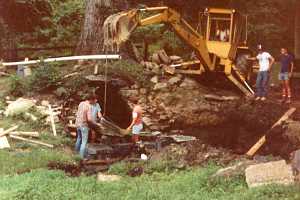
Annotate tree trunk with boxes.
[76,0,129,54]
[295,1,300,59]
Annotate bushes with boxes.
[8,75,26,97]
[7,62,63,96]
[27,62,62,92]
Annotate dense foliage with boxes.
[0,0,298,59]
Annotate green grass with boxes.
[0,148,76,175]
[0,166,300,200]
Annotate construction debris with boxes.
[245,160,294,188]
[10,135,54,148]
[5,98,35,116]
[0,125,19,137]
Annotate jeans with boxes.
[256,71,269,97]
[75,126,89,158]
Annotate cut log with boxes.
[9,135,54,148]
[10,131,39,137]
[246,107,296,157]
[0,125,19,137]
[48,105,57,136]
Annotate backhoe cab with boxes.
[103,7,254,96]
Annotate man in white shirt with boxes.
[216,29,230,42]
[248,45,275,101]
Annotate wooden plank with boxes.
[48,105,57,136]
[10,135,54,148]
[2,55,121,67]
[10,131,39,137]
[246,107,296,157]
[0,125,19,137]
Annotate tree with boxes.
[295,0,300,59]
[76,0,129,54]
[0,0,52,60]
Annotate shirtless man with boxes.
[127,99,143,143]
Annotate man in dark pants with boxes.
[279,47,294,104]
[248,45,275,101]
[75,93,98,159]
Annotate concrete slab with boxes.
[245,160,295,188]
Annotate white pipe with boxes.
[1,55,121,67]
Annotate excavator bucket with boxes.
[103,10,138,52]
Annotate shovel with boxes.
[100,117,130,136]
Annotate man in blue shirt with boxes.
[279,48,294,103]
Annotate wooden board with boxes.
[0,125,19,137]
[246,107,296,157]
[10,135,54,148]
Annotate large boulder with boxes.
[245,160,294,188]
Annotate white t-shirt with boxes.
[256,52,272,71]
[217,29,230,41]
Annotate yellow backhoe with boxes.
[103,7,254,96]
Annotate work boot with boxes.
[261,97,266,101]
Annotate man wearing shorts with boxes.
[279,47,294,104]
[127,99,143,143]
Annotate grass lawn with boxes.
[1,165,300,200]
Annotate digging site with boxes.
[1,3,300,196]
[38,8,300,179]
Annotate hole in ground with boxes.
[95,84,131,128]
[183,124,297,159]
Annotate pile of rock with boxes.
[120,73,239,131]
[141,50,185,74]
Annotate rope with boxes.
[103,52,108,117]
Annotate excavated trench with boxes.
[90,77,298,159]
[180,103,298,159]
